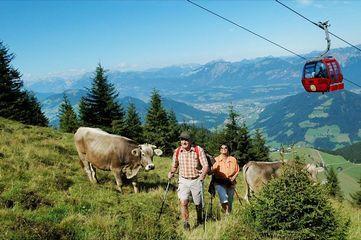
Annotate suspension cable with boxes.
[186,0,361,90]
[186,0,306,60]
[274,0,361,53]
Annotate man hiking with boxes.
[168,131,209,230]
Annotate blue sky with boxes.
[1,0,360,79]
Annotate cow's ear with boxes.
[131,148,140,157]
[154,149,163,156]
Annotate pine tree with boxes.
[58,94,79,133]
[237,122,253,166]
[245,162,349,239]
[144,90,169,151]
[79,64,125,133]
[217,106,253,166]
[123,102,143,142]
[250,129,269,162]
[325,167,343,200]
[350,177,361,207]
[223,106,241,157]
[0,42,47,126]
[166,110,180,151]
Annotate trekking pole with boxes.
[200,180,206,232]
[234,188,243,205]
[157,180,171,221]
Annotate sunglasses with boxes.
[220,147,228,150]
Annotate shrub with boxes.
[244,161,349,240]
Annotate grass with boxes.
[0,117,360,239]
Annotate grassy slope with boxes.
[0,118,360,239]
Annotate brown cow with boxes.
[243,161,324,202]
[74,127,163,193]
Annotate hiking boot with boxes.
[183,222,190,230]
[194,220,203,229]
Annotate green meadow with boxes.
[0,117,360,239]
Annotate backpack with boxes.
[175,145,200,161]
[175,145,214,174]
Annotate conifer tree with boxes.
[144,90,169,151]
[123,102,143,142]
[79,64,125,133]
[237,122,253,166]
[245,162,349,239]
[167,110,180,151]
[0,42,47,126]
[250,129,269,162]
[221,106,253,166]
[223,106,241,156]
[325,167,343,200]
[350,177,361,207]
[58,94,79,133]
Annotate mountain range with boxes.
[26,45,361,107]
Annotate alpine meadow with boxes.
[1,1,361,240]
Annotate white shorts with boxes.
[215,184,234,206]
[178,176,203,205]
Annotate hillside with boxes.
[39,90,226,128]
[254,90,361,150]
[1,118,360,239]
[0,118,249,239]
[332,141,361,163]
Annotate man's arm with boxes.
[198,147,209,181]
[168,149,179,179]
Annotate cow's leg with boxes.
[89,163,98,183]
[132,181,139,193]
[112,169,123,193]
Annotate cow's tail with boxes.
[243,162,251,203]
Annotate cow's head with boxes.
[131,144,163,171]
[304,163,325,181]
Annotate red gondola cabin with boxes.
[302,56,344,93]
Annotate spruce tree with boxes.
[167,110,180,151]
[237,122,253,166]
[245,162,349,239]
[123,102,143,142]
[0,42,47,126]
[219,106,253,166]
[223,106,241,157]
[58,94,79,133]
[350,176,361,207]
[326,167,343,200]
[144,90,169,151]
[79,64,125,133]
[250,129,269,162]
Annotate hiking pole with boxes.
[157,180,171,221]
[234,188,243,205]
[200,179,206,233]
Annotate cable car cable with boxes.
[186,0,361,90]
[344,78,361,89]
[274,0,361,53]
[186,0,306,60]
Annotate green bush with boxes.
[244,162,350,240]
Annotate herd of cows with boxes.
[74,127,325,201]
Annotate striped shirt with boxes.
[172,145,208,179]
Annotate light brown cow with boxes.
[74,127,163,193]
[243,161,324,202]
